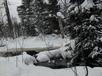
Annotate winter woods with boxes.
[0,0,102,72]
[1,0,101,67]
[1,1,102,76]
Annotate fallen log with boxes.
[0,46,61,57]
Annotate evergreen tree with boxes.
[18,0,60,36]
[32,0,60,34]
[64,0,102,67]
[17,0,37,36]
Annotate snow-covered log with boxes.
[23,39,75,65]
[0,46,60,53]
[0,47,61,57]
[36,48,72,63]
[24,44,73,65]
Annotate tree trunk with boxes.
[4,0,14,38]
[58,17,64,38]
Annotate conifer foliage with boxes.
[18,0,60,36]
[64,0,102,67]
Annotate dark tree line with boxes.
[17,0,61,36]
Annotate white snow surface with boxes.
[0,34,102,76]
[0,34,70,52]
[0,54,102,76]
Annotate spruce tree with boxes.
[32,0,60,34]
[64,0,102,67]
[17,0,37,36]
[18,0,60,35]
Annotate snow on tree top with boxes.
[57,12,65,18]
[90,15,99,22]
[81,0,95,9]
[43,0,49,4]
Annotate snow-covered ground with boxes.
[0,34,70,52]
[0,35,102,76]
[0,54,102,76]
[0,34,73,66]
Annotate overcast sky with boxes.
[0,0,22,22]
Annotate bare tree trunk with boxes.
[4,0,14,38]
[58,17,64,38]
[85,66,88,76]
[0,23,4,37]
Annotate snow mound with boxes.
[23,52,37,65]
[0,55,102,76]
[36,51,50,62]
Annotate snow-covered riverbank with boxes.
[0,54,102,76]
[0,34,102,76]
[0,34,70,53]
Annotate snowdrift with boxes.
[0,54,102,76]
